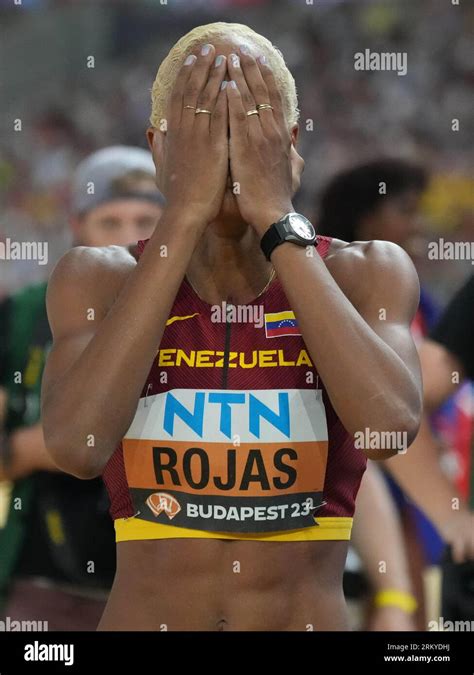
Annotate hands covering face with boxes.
[157,43,297,233]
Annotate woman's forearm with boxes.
[42,209,202,478]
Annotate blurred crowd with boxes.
[1,0,472,299]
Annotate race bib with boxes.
[123,388,328,533]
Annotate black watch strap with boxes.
[260,224,284,262]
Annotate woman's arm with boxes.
[352,461,416,630]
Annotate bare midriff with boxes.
[97,538,350,631]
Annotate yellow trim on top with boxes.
[114,517,353,543]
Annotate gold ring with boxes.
[184,105,196,110]
[246,109,259,117]
[257,103,273,111]
[195,108,212,115]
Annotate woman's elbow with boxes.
[355,407,421,461]
[43,427,103,480]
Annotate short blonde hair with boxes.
[150,22,299,128]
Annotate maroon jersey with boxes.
[103,235,366,542]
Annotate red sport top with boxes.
[103,235,366,542]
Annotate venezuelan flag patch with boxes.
[264,310,301,338]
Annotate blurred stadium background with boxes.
[1,0,473,299]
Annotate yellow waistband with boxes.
[114,516,353,543]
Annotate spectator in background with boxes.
[350,462,418,631]
[387,275,474,621]
[30,110,85,192]
[0,146,165,630]
[316,158,470,627]
[317,159,428,252]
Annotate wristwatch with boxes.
[260,212,317,261]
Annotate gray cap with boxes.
[71,145,165,214]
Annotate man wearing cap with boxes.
[0,146,165,630]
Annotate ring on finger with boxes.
[246,109,260,117]
[184,105,196,111]
[257,103,273,111]
[195,108,212,115]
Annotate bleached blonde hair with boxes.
[150,22,299,128]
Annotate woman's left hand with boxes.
[226,47,295,236]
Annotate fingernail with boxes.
[230,54,240,68]
[215,55,225,68]
[201,44,212,56]
[230,80,237,89]
[221,80,228,90]
[240,44,250,55]
[184,54,196,66]
[258,55,267,65]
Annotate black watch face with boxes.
[288,214,315,240]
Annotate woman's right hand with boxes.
[153,44,229,228]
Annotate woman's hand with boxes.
[226,47,295,235]
[155,44,229,227]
